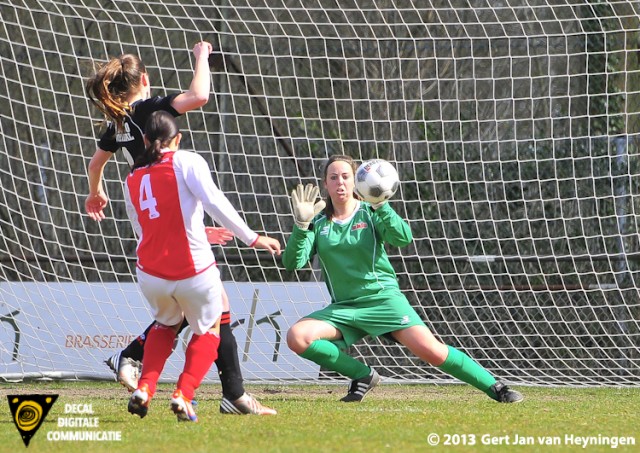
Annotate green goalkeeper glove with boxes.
[291,184,326,230]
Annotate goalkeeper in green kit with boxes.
[283,154,523,403]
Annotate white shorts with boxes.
[136,266,223,335]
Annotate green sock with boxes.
[438,345,497,397]
[300,339,370,380]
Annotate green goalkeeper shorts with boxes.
[304,290,426,347]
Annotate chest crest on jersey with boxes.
[115,122,134,143]
[351,221,368,231]
[320,225,330,236]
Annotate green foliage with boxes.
[583,0,626,136]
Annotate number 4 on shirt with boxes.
[139,174,160,219]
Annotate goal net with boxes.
[1,0,639,386]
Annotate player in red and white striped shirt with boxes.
[125,111,280,421]
[85,44,277,415]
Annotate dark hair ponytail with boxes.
[131,111,179,171]
[86,54,146,131]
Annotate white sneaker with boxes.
[128,384,150,418]
[105,352,141,392]
[219,393,277,415]
[170,389,198,422]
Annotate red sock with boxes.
[220,311,231,326]
[177,332,220,400]
[139,323,176,396]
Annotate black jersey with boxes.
[98,94,180,166]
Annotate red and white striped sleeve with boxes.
[175,151,259,246]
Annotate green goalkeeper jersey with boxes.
[282,201,412,303]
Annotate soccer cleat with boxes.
[219,393,277,415]
[128,384,150,418]
[104,351,121,376]
[340,368,381,402]
[171,389,198,422]
[105,351,141,392]
[490,382,524,403]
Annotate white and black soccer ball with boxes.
[354,159,400,204]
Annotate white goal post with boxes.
[1,1,639,386]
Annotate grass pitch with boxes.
[1,381,638,453]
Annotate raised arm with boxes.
[281,226,316,271]
[370,202,413,247]
[281,184,325,270]
[170,41,213,114]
